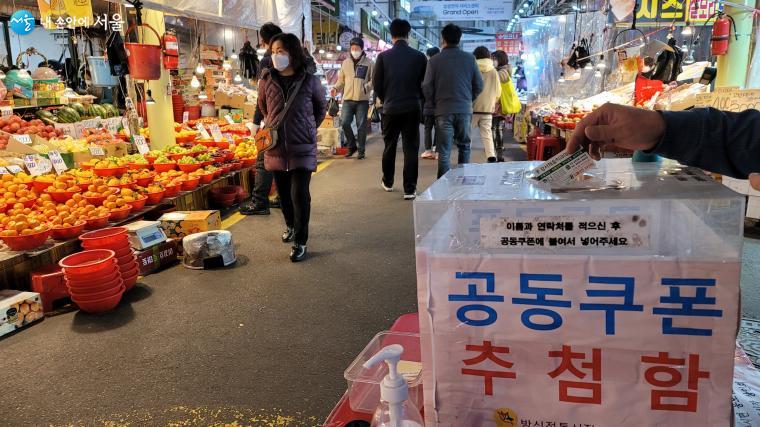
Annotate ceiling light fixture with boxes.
[190,75,201,88]
[145,89,156,105]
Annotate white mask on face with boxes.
[272,53,290,71]
[351,50,362,59]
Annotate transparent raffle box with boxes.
[414,160,744,427]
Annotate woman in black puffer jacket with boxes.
[257,33,327,262]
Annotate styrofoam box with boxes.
[414,159,744,426]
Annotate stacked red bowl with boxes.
[79,227,139,291]
[58,249,125,314]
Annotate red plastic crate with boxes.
[30,265,69,313]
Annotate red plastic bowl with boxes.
[84,214,111,230]
[67,267,120,290]
[22,197,38,209]
[130,196,148,210]
[241,158,256,168]
[59,249,116,274]
[84,194,107,206]
[93,166,128,177]
[1,228,51,251]
[144,155,157,164]
[80,227,128,245]
[123,274,138,291]
[81,236,129,250]
[153,163,176,173]
[168,153,187,161]
[73,286,125,313]
[216,141,230,149]
[134,174,155,187]
[109,181,135,190]
[178,163,202,173]
[80,163,93,170]
[108,205,133,221]
[45,188,80,203]
[163,184,181,197]
[181,177,201,191]
[32,179,53,193]
[69,281,124,301]
[128,163,150,170]
[231,161,243,171]
[116,251,136,266]
[198,172,214,184]
[50,221,86,240]
[146,190,165,205]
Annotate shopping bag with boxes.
[370,105,381,123]
[499,75,522,115]
[327,97,340,117]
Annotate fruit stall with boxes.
[0,112,258,291]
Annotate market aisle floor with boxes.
[3,129,759,426]
[0,129,491,426]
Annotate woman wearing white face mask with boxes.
[331,37,374,159]
[257,33,327,262]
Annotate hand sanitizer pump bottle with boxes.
[363,344,424,427]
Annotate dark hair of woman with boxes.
[270,33,308,73]
[492,50,509,68]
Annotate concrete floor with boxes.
[1,129,759,426]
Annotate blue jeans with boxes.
[435,113,472,178]
[340,100,369,155]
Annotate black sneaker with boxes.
[240,202,270,215]
[487,157,497,163]
[357,153,366,160]
[344,148,357,158]
[282,227,295,243]
[290,244,307,262]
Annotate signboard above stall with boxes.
[496,32,523,56]
[361,9,382,39]
[411,0,512,21]
[610,0,722,26]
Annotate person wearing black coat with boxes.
[372,19,427,200]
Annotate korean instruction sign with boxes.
[416,254,739,426]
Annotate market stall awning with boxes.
[105,0,311,43]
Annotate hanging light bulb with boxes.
[371,10,378,16]
[558,72,565,83]
[319,49,326,54]
[223,57,232,70]
[326,52,334,59]
[684,50,696,65]
[195,63,205,74]
[199,91,208,100]
[336,45,342,51]
[681,26,693,36]
[190,75,201,88]
[234,73,242,83]
[584,61,594,70]
[596,55,606,69]
[231,52,239,60]
[595,70,602,78]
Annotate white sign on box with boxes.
[196,124,211,139]
[47,150,68,174]
[132,135,150,155]
[89,145,105,156]
[413,160,744,427]
[208,124,223,142]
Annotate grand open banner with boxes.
[411,0,512,21]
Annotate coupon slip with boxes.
[530,149,595,184]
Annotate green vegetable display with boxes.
[154,155,175,164]
[178,156,198,165]
[164,145,187,154]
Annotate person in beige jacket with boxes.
[331,38,374,159]
[471,46,502,162]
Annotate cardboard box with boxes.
[135,239,180,276]
[158,210,221,239]
[0,290,43,338]
[243,102,256,120]
[215,92,247,109]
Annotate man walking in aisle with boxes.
[422,24,483,178]
[331,38,374,159]
[241,22,282,215]
[373,19,427,199]
[421,46,440,160]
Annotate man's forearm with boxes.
[656,108,760,179]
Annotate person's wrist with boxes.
[643,110,667,153]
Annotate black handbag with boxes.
[370,105,381,123]
[327,97,340,117]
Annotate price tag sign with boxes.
[133,135,150,155]
[0,167,9,175]
[223,133,236,148]
[196,124,211,139]
[183,111,189,123]
[225,114,235,124]
[12,134,32,145]
[6,165,23,174]
[209,124,224,142]
[89,145,105,156]
[23,155,50,176]
[81,118,101,130]
[121,118,131,136]
[48,150,68,174]
[0,106,12,117]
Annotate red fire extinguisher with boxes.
[710,13,736,56]
[163,29,179,70]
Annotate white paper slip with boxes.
[133,135,150,155]
[89,145,105,156]
[182,111,189,123]
[48,150,68,174]
[196,124,211,139]
[209,124,223,142]
[0,167,9,175]
[225,114,235,124]
[531,149,595,184]
[6,165,23,174]
[12,134,32,145]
